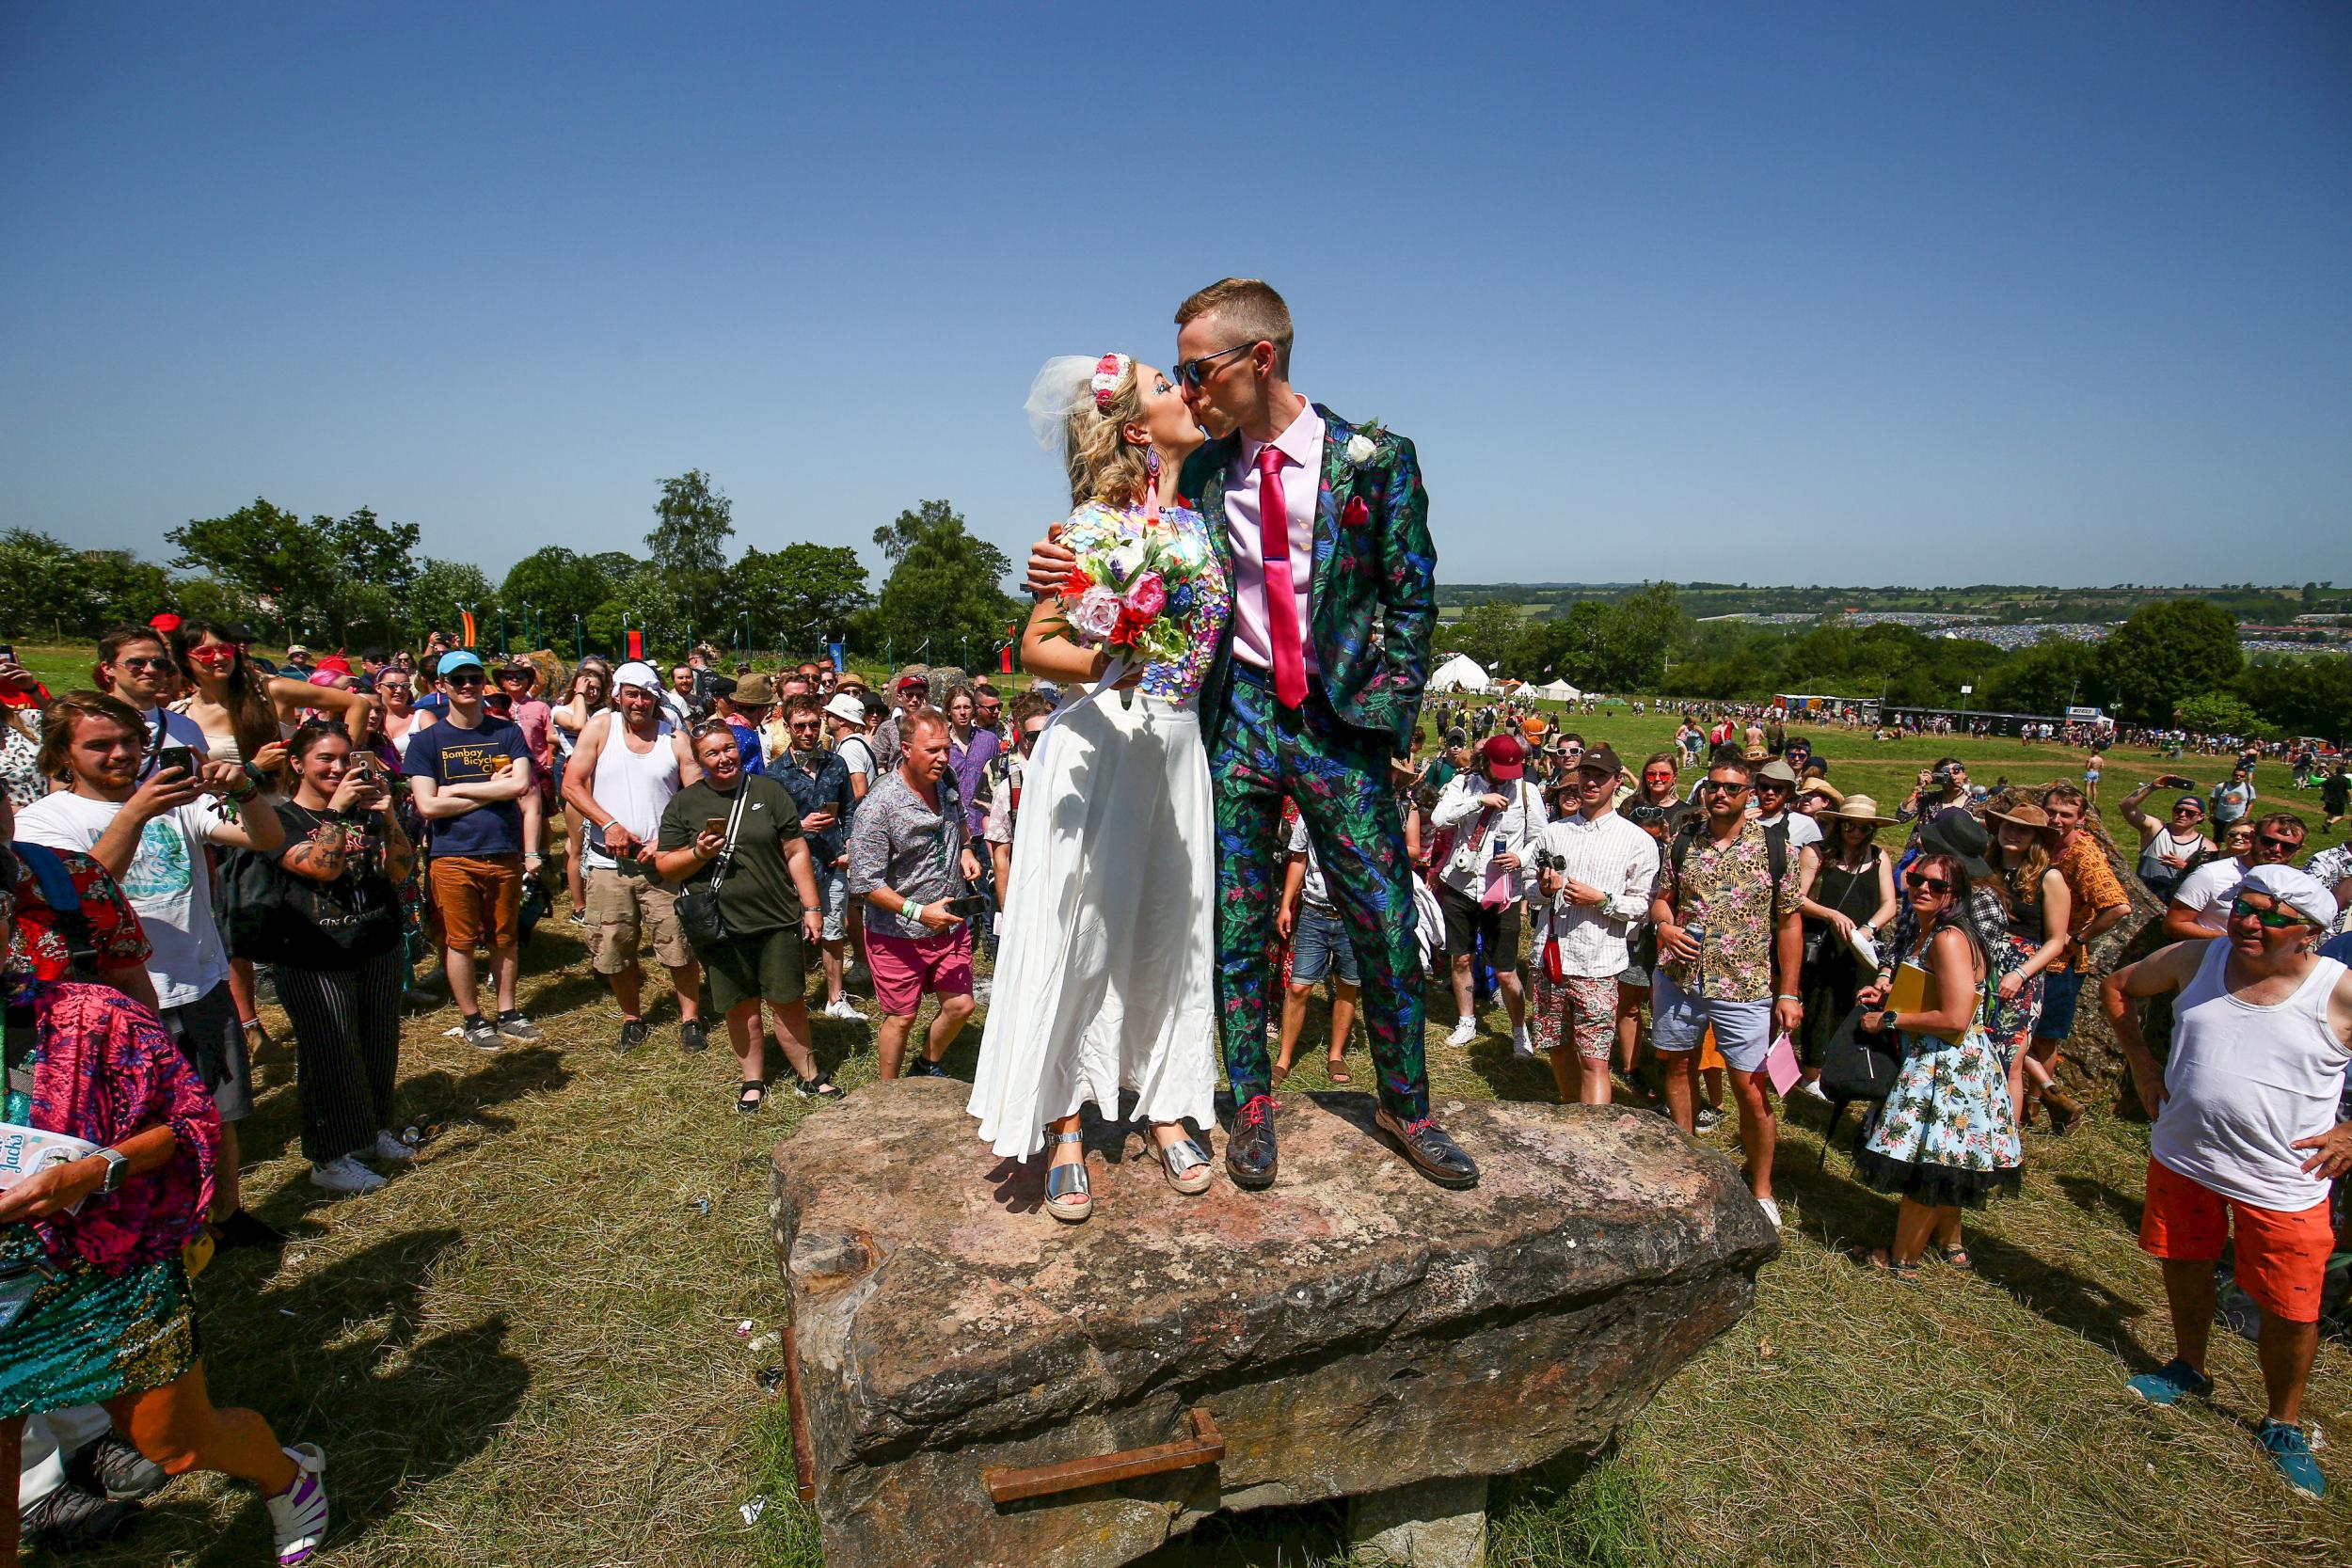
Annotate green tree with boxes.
[407,558,498,647]
[868,500,1017,668]
[0,529,173,638]
[2239,657,2352,740]
[167,499,419,644]
[645,470,734,632]
[2175,691,2266,737]
[1980,640,2103,716]
[2097,599,2242,726]
[1448,597,1526,675]
[725,544,870,654]
[501,546,618,646]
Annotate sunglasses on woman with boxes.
[2230,897,2313,930]
[1904,872,1952,895]
[187,643,238,665]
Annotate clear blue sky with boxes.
[5,2,2347,590]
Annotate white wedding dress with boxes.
[966,500,1230,1160]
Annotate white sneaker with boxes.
[267,1442,328,1564]
[309,1156,385,1195]
[1798,1078,1832,1103]
[822,997,862,1022]
[1445,1017,1480,1049]
[973,976,993,1006]
[1755,1196,1782,1228]
[1511,1024,1535,1059]
[370,1130,416,1164]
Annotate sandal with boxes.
[1152,1125,1213,1196]
[1848,1245,1921,1282]
[1270,1060,1292,1088]
[1933,1243,1973,1271]
[736,1081,767,1115]
[1042,1130,1090,1223]
[1326,1055,1351,1085]
[795,1074,844,1101]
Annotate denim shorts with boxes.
[1648,968,1773,1073]
[1291,904,1359,988]
[2038,969,2085,1040]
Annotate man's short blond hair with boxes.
[1176,277,1294,377]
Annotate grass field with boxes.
[12,641,2349,1565]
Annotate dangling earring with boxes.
[1143,445,1162,525]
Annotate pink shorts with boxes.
[867,927,975,1017]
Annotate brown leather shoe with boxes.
[1374,1108,1480,1189]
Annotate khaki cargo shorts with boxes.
[585,867,691,974]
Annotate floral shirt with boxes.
[2050,834,2129,972]
[6,847,151,998]
[1055,502,1232,705]
[1,708,43,813]
[1651,820,1801,1004]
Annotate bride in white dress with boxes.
[966,354,1231,1223]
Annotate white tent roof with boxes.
[1430,652,1489,692]
[1537,678,1581,701]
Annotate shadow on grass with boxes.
[2058,1171,2148,1235]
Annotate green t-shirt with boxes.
[657,775,806,938]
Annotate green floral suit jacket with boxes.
[1181,404,1437,755]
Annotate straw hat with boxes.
[1825,793,1894,827]
[1985,801,2050,831]
[1797,778,1846,808]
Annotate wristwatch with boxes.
[93,1147,129,1195]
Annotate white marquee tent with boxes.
[1535,678,1582,702]
[1430,652,1490,692]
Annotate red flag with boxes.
[626,629,644,661]
[460,610,478,648]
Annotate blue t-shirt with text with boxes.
[406,714,531,859]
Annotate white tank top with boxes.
[581,717,682,869]
[2152,941,2349,1212]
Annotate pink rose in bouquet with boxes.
[1125,571,1167,618]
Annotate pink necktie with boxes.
[1256,445,1309,709]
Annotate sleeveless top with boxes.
[1052,501,1232,706]
[2137,829,2205,901]
[1810,851,1882,927]
[581,718,682,870]
[2152,942,2349,1211]
[2002,865,2046,943]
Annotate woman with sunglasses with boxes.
[1849,850,2024,1276]
[2121,781,2213,903]
[1981,800,2078,1128]
[1791,796,1898,1099]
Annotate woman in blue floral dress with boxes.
[967,354,1230,1223]
[1850,850,2024,1276]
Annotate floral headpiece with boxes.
[1090,353,1132,408]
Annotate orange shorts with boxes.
[2140,1159,2334,1323]
[428,854,524,952]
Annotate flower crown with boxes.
[1091,353,1131,409]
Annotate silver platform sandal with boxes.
[1042,1130,1092,1223]
[1153,1125,1214,1196]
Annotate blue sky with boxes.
[4,2,2347,590]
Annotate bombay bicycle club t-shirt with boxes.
[405,714,532,859]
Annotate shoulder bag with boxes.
[675,784,751,955]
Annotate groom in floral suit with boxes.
[1028,278,1477,1191]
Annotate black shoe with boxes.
[1374,1107,1480,1189]
[1226,1094,1279,1189]
[19,1481,135,1550]
[795,1073,844,1100]
[214,1208,289,1251]
[679,1019,708,1054]
[67,1432,166,1501]
[905,1056,948,1079]
[614,1018,649,1054]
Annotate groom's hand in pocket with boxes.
[1025,525,1074,598]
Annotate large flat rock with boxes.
[771,1083,1777,1568]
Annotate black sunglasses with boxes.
[2256,833,2302,852]
[1904,872,1952,894]
[443,672,486,687]
[1697,780,1748,795]
[1174,342,1253,388]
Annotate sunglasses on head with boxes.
[1174,341,1253,388]
[2231,896,2312,930]
[1904,871,1953,895]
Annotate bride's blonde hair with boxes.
[1062,360,1149,511]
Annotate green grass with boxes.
[17,647,2349,1565]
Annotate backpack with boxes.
[1666,817,1788,913]
[10,841,101,984]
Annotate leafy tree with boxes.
[0,529,173,638]
[2097,599,2242,725]
[1980,639,2105,716]
[501,546,618,644]
[2239,657,2352,740]
[868,500,1017,667]
[2175,691,2266,738]
[725,544,869,655]
[1448,597,1526,674]
[645,470,734,632]
[407,558,498,648]
[167,499,419,644]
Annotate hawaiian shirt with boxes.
[2305,844,2352,935]
[6,847,151,1000]
[2050,834,2129,972]
[1651,820,1800,1004]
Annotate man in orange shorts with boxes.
[2102,864,2352,1499]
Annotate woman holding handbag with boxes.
[1849,850,2024,1276]
[1790,796,1898,1100]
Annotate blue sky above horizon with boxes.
[4,2,2347,591]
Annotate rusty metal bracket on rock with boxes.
[783,1327,817,1503]
[982,1407,1225,1506]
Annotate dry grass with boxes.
[45,702,2351,1566]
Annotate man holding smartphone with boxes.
[848,708,982,1080]
[92,625,209,774]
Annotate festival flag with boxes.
[460,610,478,648]
[626,629,644,661]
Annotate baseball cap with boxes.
[1576,744,1623,778]
[824,692,866,725]
[437,650,486,677]
[1480,735,1525,781]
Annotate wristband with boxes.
[1774,994,1800,1004]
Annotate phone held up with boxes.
[153,746,199,780]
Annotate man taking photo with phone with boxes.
[848,707,982,1080]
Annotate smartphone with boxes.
[704,816,729,837]
[154,746,199,779]
[945,895,990,920]
[0,644,14,661]
[2158,774,2197,790]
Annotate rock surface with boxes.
[771,1083,1778,1568]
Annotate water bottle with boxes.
[1482,835,1513,909]
[1683,919,1706,996]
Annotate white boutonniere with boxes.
[1345,433,1380,467]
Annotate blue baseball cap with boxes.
[437,650,486,677]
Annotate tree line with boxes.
[0,472,1020,669]
[1446,587,2351,739]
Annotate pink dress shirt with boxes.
[1225,398,1323,676]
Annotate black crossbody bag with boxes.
[675,784,750,954]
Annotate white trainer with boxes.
[822,998,862,1022]
[1511,1023,1535,1059]
[1444,1017,1480,1049]
[268,1442,328,1564]
[309,1156,385,1195]
[1756,1196,1783,1228]
[370,1130,416,1164]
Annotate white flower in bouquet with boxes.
[1070,587,1124,641]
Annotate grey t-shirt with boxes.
[847,770,969,916]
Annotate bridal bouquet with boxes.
[1049,525,1202,666]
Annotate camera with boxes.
[1534,848,1567,875]
[1930,764,1958,786]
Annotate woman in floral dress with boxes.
[1850,850,2023,1275]
[1981,800,2074,1126]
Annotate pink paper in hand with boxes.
[1762,1033,1803,1097]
